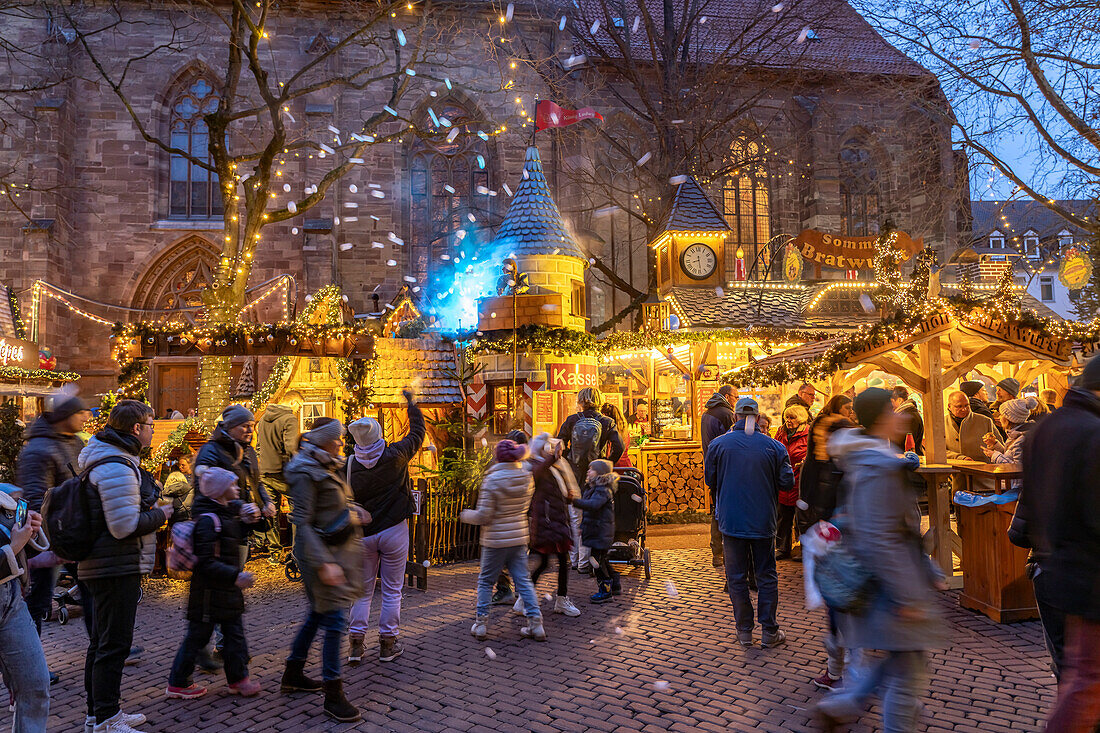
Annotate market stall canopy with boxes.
[372,337,462,406]
[667,283,881,330]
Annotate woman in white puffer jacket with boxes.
[461,440,545,641]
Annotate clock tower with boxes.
[651,176,732,294]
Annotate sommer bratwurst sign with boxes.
[792,229,923,270]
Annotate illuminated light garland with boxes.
[143,417,209,473]
[0,366,80,382]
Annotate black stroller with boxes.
[607,467,651,579]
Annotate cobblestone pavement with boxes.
[32,530,1054,732]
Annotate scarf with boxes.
[354,439,386,469]
[950,412,964,429]
[96,425,143,456]
[302,441,345,471]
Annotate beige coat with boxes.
[461,462,535,548]
[945,412,1003,492]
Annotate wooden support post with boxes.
[919,336,953,580]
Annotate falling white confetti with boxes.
[481,437,488,447]
[589,640,596,644]
[636,152,652,166]
[349,184,358,193]
[284,111,296,123]
[772,1,783,10]
[715,286,724,297]
[588,257,596,264]
[589,557,600,568]
[386,259,397,266]
[506,3,514,21]
[443,184,456,194]
[371,190,385,198]
[389,232,404,245]
[405,68,416,76]
[699,15,707,23]
[423,560,431,568]
[334,217,341,226]
[590,19,600,33]
[652,681,670,691]
[396,29,407,46]
[594,205,619,218]
[632,15,640,32]
[446,128,460,143]
[445,78,452,89]
[384,105,398,116]
[339,243,353,251]
[370,215,380,221]
[287,201,297,213]
[859,293,875,313]
[671,119,684,124]
[327,125,341,135]
[478,130,489,141]
[968,38,981,49]
[540,303,557,312]
[631,493,643,503]
[563,54,587,69]
[403,276,416,283]
[484,648,496,660]
[318,151,326,158]
[544,594,553,602]
[319,143,335,154]
[665,579,679,598]
[372,241,384,248]
[670,175,688,185]
[429,90,437,97]
[291,227,299,235]
[614,627,625,635]
[522,169,530,179]
[476,185,492,195]
[797,26,810,43]
[559,15,567,30]
[455,229,466,240]
[467,213,476,222]
[344,202,358,208]
[502,183,512,196]
[441,254,450,260]
[344,216,358,222]
[352,133,367,142]
[428,108,439,126]
[477,154,485,169]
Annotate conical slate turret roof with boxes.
[493,146,586,260]
[657,176,732,235]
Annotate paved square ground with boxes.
[32,529,1055,732]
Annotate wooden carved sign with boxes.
[792,230,923,271]
[844,313,953,365]
[959,313,1072,363]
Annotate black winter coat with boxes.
[528,454,573,553]
[347,403,425,538]
[186,494,263,623]
[1017,387,1100,620]
[573,476,616,550]
[556,410,624,483]
[700,395,735,464]
[194,425,271,508]
[16,417,84,511]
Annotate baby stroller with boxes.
[607,467,651,579]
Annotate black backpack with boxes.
[569,416,603,475]
[41,456,138,562]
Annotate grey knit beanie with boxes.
[305,417,344,445]
[348,417,382,446]
[220,404,254,430]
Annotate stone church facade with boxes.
[0,0,963,410]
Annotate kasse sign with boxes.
[546,363,599,391]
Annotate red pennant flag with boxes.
[535,100,604,131]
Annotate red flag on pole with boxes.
[535,100,604,131]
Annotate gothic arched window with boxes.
[408,101,493,281]
[131,237,220,323]
[724,137,771,270]
[169,79,223,219]
[839,138,880,236]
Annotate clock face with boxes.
[680,243,717,280]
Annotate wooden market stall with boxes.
[732,296,1096,621]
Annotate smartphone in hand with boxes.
[14,499,27,528]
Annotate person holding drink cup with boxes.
[166,467,266,700]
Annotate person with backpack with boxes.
[0,482,51,733]
[256,403,299,565]
[165,467,263,700]
[556,388,623,576]
[16,385,89,684]
[76,400,170,733]
[345,388,425,665]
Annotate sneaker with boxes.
[553,596,581,617]
[737,629,754,647]
[577,565,593,575]
[85,713,146,732]
[470,614,488,640]
[812,672,842,691]
[379,635,404,662]
[166,683,208,699]
[520,616,547,641]
[490,588,515,606]
[590,585,613,604]
[124,645,144,666]
[347,634,365,665]
[227,678,262,697]
[92,711,148,733]
[761,629,787,649]
[511,596,525,616]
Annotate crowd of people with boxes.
[1,366,1097,731]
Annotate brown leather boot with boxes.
[322,679,361,722]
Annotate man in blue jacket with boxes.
[705,397,793,650]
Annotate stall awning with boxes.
[739,339,840,371]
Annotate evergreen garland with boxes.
[0,402,20,483]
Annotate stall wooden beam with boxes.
[920,336,948,463]
[866,355,928,393]
[941,345,1004,386]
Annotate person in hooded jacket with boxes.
[701,385,736,568]
[256,403,299,563]
[816,388,946,733]
[983,396,1037,471]
[706,397,794,650]
[775,404,809,561]
[16,387,89,656]
[572,459,620,604]
[160,453,194,523]
[523,433,581,617]
[194,405,274,522]
[78,400,171,733]
[345,389,424,665]
[462,439,545,641]
[165,468,265,700]
[280,418,366,724]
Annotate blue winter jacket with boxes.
[705,419,794,539]
[572,474,617,550]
